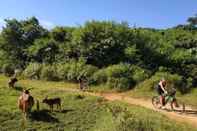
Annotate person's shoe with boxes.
[161,106,166,110]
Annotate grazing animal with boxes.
[79,78,89,91]
[8,77,18,88]
[42,97,61,111]
[18,90,34,117]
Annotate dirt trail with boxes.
[81,91,197,128]
[46,87,197,128]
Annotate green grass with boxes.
[0,75,196,131]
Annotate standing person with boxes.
[156,78,168,108]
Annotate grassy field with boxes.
[0,75,196,131]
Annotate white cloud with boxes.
[39,19,55,30]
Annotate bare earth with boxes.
[65,90,196,128]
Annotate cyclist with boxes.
[156,78,168,108]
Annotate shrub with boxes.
[56,59,98,82]
[23,63,42,79]
[92,64,150,90]
[80,65,98,83]
[92,69,107,84]
[66,59,87,81]
[130,65,150,83]
[135,71,185,93]
[56,63,70,80]
[1,64,15,76]
[107,77,131,90]
[40,64,59,81]
[105,64,135,90]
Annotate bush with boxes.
[105,64,135,90]
[92,69,107,84]
[130,65,150,83]
[66,60,84,81]
[56,63,70,80]
[107,77,131,90]
[40,64,59,81]
[92,64,150,90]
[56,59,98,82]
[135,71,186,93]
[23,63,42,79]
[80,65,98,83]
[1,64,15,76]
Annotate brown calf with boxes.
[8,77,18,88]
[42,97,61,111]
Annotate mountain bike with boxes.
[152,90,185,113]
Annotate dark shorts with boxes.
[156,85,164,95]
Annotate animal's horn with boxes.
[27,88,34,91]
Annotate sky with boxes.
[0,0,196,30]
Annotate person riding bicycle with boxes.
[156,78,168,108]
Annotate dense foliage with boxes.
[0,16,196,91]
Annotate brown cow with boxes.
[42,97,61,111]
[18,90,34,117]
[8,77,18,88]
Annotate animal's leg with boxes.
[59,103,61,111]
[36,100,40,111]
[50,105,51,111]
[51,105,53,111]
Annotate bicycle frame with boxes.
[163,94,175,105]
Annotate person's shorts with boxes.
[156,87,164,95]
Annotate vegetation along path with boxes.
[95,92,197,128]
[62,88,197,128]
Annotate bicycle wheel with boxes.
[171,99,185,113]
[152,96,161,109]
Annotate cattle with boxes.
[18,90,34,117]
[42,97,61,111]
[8,77,18,88]
[79,78,89,91]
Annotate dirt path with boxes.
[62,89,194,128]
[59,88,197,128]
[91,92,197,128]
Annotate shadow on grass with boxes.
[29,109,59,123]
[14,86,24,91]
[61,109,74,113]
